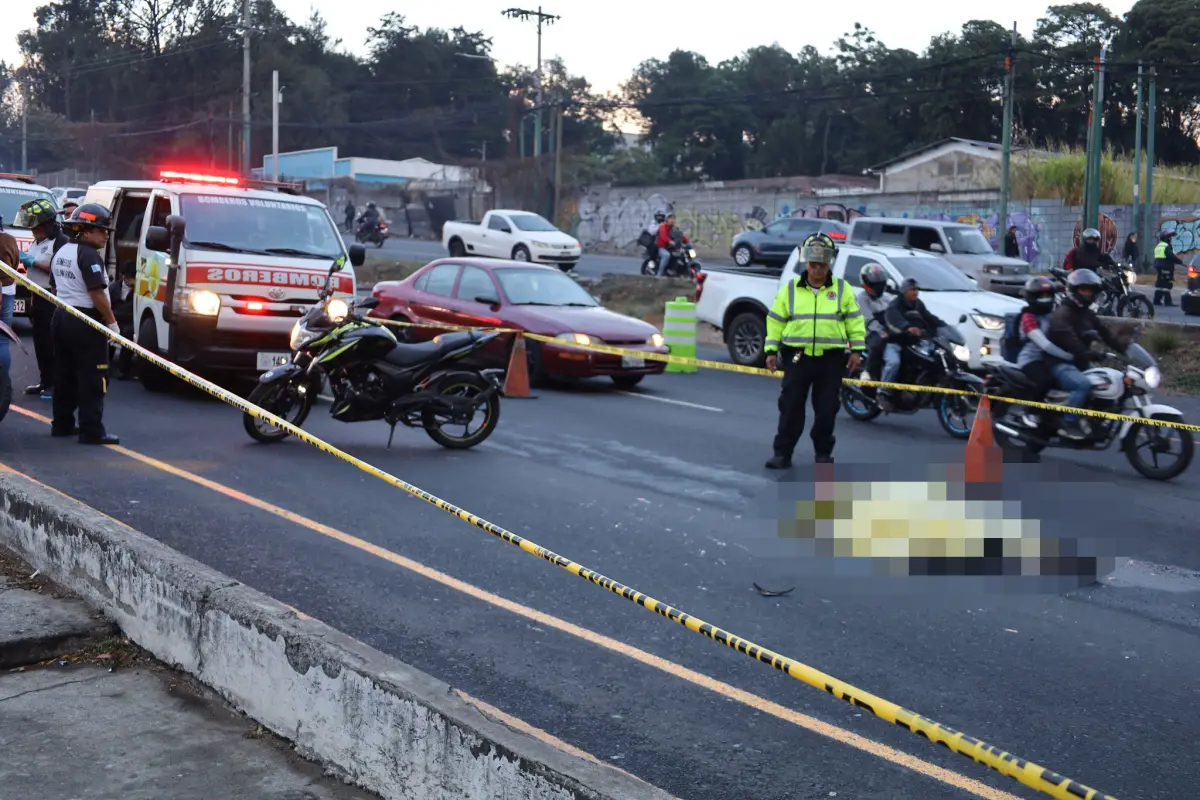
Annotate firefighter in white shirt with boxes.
[50,203,120,445]
[15,198,69,398]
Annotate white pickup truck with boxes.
[442,209,582,272]
[694,243,1023,370]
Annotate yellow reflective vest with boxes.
[765,274,867,356]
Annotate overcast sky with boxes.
[4,0,1136,94]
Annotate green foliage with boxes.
[1013,145,1200,204]
[1144,324,1184,356]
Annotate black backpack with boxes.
[1000,311,1024,363]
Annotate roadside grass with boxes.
[355,257,426,286]
[1108,319,1200,394]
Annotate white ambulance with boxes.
[82,170,365,391]
[0,173,59,320]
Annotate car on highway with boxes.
[443,209,582,272]
[729,218,847,267]
[51,186,88,207]
[0,173,59,320]
[370,258,668,388]
[695,242,1022,369]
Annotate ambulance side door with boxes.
[136,191,175,346]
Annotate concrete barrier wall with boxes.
[556,182,1200,269]
[0,471,675,800]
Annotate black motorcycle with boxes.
[640,245,701,279]
[243,259,505,450]
[841,314,984,439]
[1048,265,1153,318]
[355,221,390,247]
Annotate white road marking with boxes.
[616,391,723,413]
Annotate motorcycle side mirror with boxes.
[330,254,347,273]
[348,243,366,267]
[959,314,968,323]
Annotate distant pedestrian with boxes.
[343,200,355,232]
[1004,226,1020,258]
[764,232,866,468]
[1123,232,1140,269]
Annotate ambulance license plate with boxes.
[256,352,290,370]
[12,300,24,314]
[621,355,645,368]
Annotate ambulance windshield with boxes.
[179,195,343,259]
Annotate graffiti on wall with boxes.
[565,188,674,250]
[1160,217,1200,255]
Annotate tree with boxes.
[1120,0,1200,163]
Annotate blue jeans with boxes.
[0,293,12,375]
[881,342,903,385]
[658,248,672,273]
[1050,362,1092,424]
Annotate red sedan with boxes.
[370,258,669,388]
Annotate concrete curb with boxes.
[0,471,677,800]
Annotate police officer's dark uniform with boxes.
[764,233,867,468]
[1153,230,1183,307]
[49,203,120,445]
[15,198,68,398]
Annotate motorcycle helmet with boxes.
[653,211,666,224]
[1066,268,1102,306]
[367,202,376,209]
[1081,227,1100,244]
[859,262,888,297]
[15,198,59,231]
[65,202,115,238]
[799,232,835,265]
[1160,230,1175,242]
[1023,275,1056,314]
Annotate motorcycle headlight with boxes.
[687,248,697,259]
[290,321,317,350]
[648,333,665,348]
[326,298,349,322]
[1125,270,1138,287]
[952,344,971,362]
[969,312,1005,331]
[1142,365,1161,389]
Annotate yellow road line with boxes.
[7,404,1028,800]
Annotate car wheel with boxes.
[512,245,531,262]
[448,238,466,257]
[733,245,754,267]
[727,312,766,367]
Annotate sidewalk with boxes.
[0,549,376,800]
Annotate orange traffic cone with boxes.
[502,333,536,399]
[963,395,1001,483]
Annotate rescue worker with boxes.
[854,262,891,385]
[1153,230,1183,307]
[764,232,866,468]
[49,203,120,445]
[877,277,946,411]
[15,198,68,399]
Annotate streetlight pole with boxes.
[1133,61,1144,264]
[241,0,251,176]
[503,7,559,215]
[271,70,281,182]
[998,22,1016,249]
[1143,68,1157,250]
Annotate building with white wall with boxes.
[253,146,482,189]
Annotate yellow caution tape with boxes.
[1,263,1116,800]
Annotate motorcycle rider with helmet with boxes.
[640,211,666,266]
[877,277,947,411]
[1013,275,1075,429]
[654,213,690,276]
[1047,268,1127,440]
[356,202,382,239]
[854,262,891,385]
[1063,227,1116,273]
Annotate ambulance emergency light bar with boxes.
[0,173,38,185]
[157,170,303,194]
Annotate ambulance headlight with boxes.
[181,288,220,316]
[326,298,349,322]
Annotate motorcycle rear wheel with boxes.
[422,374,501,450]
[243,380,314,443]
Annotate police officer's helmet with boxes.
[1066,268,1102,305]
[799,232,836,265]
[65,203,115,238]
[1160,230,1175,241]
[1023,275,1056,314]
[1081,227,1101,243]
[859,262,888,296]
[14,198,58,230]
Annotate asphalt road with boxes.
[4,343,1200,800]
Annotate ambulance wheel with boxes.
[137,317,175,393]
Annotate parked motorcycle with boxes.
[1048,265,1152,318]
[242,258,505,450]
[640,245,701,279]
[0,320,25,424]
[355,221,390,248]
[987,341,1193,480]
[841,315,984,439]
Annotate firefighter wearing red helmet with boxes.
[49,202,120,445]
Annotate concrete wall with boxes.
[558,182,1200,268]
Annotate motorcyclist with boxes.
[1153,229,1183,307]
[1047,268,1126,440]
[854,262,891,385]
[877,277,946,411]
[1013,275,1075,429]
[639,211,666,265]
[356,202,381,237]
[1063,227,1116,273]
[654,213,690,276]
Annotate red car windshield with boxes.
[497,268,598,306]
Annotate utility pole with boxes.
[20,89,27,173]
[1133,61,1144,266]
[227,101,234,171]
[553,100,563,223]
[271,70,280,182]
[481,140,487,161]
[90,109,96,177]
[503,7,559,211]
[1082,52,1099,228]
[997,22,1016,249]
[1143,67,1157,251]
[1088,45,1107,230]
[241,0,252,176]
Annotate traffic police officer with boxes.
[49,203,120,445]
[1153,230,1183,307]
[15,198,68,399]
[764,232,866,468]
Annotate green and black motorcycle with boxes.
[242,258,505,450]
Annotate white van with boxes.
[0,173,58,319]
[82,170,365,390]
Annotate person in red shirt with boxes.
[654,213,690,276]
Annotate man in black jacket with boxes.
[1047,268,1126,440]
[877,277,946,410]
